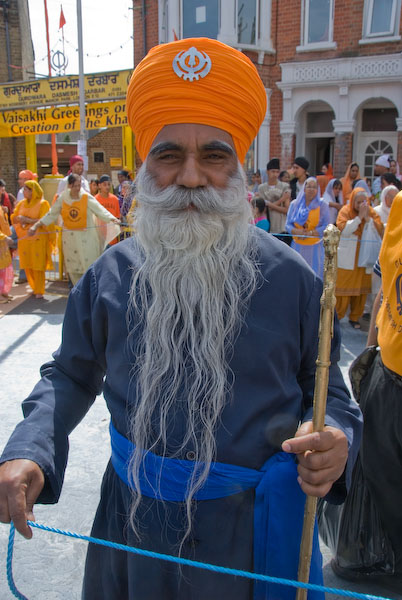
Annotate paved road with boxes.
[0,284,400,599]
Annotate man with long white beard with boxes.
[0,38,362,599]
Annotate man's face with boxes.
[146,123,238,190]
[99,180,111,194]
[118,173,126,184]
[18,177,25,188]
[292,164,305,180]
[71,161,84,176]
[267,168,279,183]
[374,164,387,176]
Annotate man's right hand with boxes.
[0,459,45,539]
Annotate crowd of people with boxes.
[0,36,400,599]
[249,152,401,329]
[0,162,137,301]
[1,144,399,322]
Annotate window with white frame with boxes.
[362,0,401,41]
[237,0,258,46]
[182,0,220,39]
[298,0,336,51]
[163,1,273,58]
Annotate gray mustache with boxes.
[136,184,238,215]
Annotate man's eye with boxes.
[158,153,180,161]
[205,153,226,161]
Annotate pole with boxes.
[43,0,59,175]
[62,24,66,75]
[2,0,19,189]
[295,224,341,600]
[76,0,87,170]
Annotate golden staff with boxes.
[296,224,341,600]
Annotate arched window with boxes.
[364,139,394,181]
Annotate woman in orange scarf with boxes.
[317,162,334,196]
[341,162,361,204]
[335,187,383,328]
[0,205,13,302]
[11,180,54,298]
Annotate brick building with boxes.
[133,0,402,182]
[0,0,35,190]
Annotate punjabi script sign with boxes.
[0,70,132,110]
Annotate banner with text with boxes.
[0,100,127,137]
[0,70,132,110]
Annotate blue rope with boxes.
[15,228,381,243]
[5,521,392,600]
[6,523,28,600]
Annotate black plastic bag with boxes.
[321,455,394,574]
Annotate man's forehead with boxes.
[150,123,236,153]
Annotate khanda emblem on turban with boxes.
[396,273,402,316]
[173,47,211,82]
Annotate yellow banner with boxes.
[0,100,127,137]
[0,70,132,110]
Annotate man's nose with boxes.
[175,156,207,188]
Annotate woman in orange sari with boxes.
[341,162,361,205]
[335,187,383,328]
[317,162,334,196]
[11,180,54,298]
[0,205,13,303]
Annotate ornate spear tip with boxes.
[323,224,340,253]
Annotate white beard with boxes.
[127,163,258,541]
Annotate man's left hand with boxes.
[282,422,348,497]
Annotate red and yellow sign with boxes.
[0,100,127,137]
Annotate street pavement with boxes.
[0,281,400,599]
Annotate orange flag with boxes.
[59,5,66,29]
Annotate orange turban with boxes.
[19,169,37,181]
[126,38,267,163]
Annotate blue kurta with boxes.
[285,199,330,279]
[0,228,362,599]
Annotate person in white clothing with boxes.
[374,185,398,225]
[30,174,120,285]
[57,155,90,196]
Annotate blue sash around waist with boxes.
[110,422,323,600]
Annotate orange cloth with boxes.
[0,207,11,270]
[336,188,383,239]
[377,191,402,375]
[11,183,55,275]
[61,194,88,230]
[336,294,367,321]
[95,193,120,245]
[341,163,362,204]
[335,188,383,304]
[25,269,45,296]
[293,206,321,246]
[126,38,267,162]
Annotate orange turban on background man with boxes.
[126,38,267,163]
